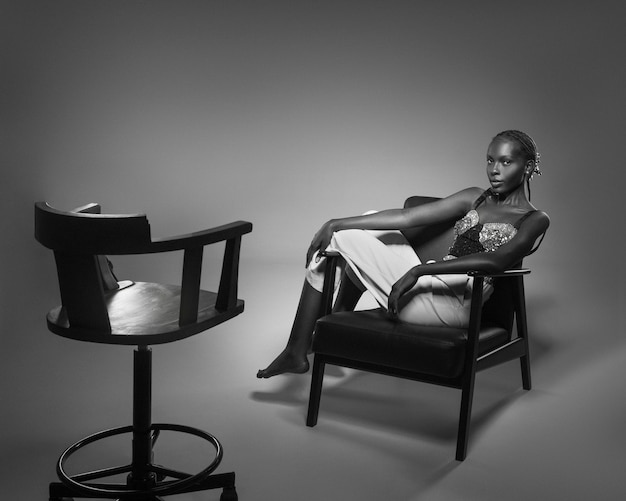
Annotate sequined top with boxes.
[444,210,518,260]
[443,191,536,260]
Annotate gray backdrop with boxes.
[2,1,624,499]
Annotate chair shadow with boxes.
[316,380,521,442]
[252,364,526,445]
[250,376,310,406]
[525,293,556,365]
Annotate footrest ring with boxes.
[57,423,223,498]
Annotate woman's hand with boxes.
[388,266,421,319]
[306,220,337,267]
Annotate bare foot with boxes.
[257,350,310,378]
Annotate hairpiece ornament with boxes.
[525,151,541,201]
[529,151,542,180]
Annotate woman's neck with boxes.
[488,184,532,209]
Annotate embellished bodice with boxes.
[444,209,518,260]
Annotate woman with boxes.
[257,130,550,379]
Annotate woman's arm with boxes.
[306,187,483,266]
[388,210,550,317]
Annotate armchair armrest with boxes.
[321,251,529,279]
[318,250,530,318]
[467,269,530,278]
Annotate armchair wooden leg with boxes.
[520,353,532,390]
[456,370,477,461]
[515,276,532,391]
[306,355,326,427]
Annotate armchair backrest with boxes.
[401,196,515,333]
[401,196,456,260]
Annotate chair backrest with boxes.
[401,196,456,260]
[35,202,152,332]
[401,196,515,333]
[35,202,151,254]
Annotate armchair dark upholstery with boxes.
[35,201,252,500]
[306,196,534,461]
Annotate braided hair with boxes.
[492,130,541,200]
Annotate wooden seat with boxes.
[306,196,538,461]
[35,201,252,500]
[47,284,243,344]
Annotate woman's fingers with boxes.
[388,283,401,318]
[306,238,323,267]
[388,297,398,318]
[388,269,419,319]
[305,227,332,267]
[306,226,324,266]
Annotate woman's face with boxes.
[485,139,531,195]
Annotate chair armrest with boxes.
[147,220,253,253]
[321,252,529,279]
[393,268,531,278]
[467,269,530,278]
[318,249,530,317]
[170,220,252,325]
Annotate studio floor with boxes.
[2,261,625,500]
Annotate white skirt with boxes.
[306,226,492,328]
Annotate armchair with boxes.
[306,196,536,461]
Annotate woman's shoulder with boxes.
[435,187,486,214]
[445,186,486,204]
[527,209,551,227]
[460,186,486,197]
[452,187,490,212]
[517,209,551,235]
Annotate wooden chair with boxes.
[35,201,252,500]
[306,196,537,461]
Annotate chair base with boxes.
[49,473,237,500]
[49,422,236,500]
[47,347,239,500]
[50,472,237,500]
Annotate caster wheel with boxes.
[220,486,238,501]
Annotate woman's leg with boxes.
[332,269,364,313]
[258,228,419,378]
[256,280,322,378]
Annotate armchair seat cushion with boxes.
[313,309,510,379]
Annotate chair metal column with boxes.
[129,346,156,492]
